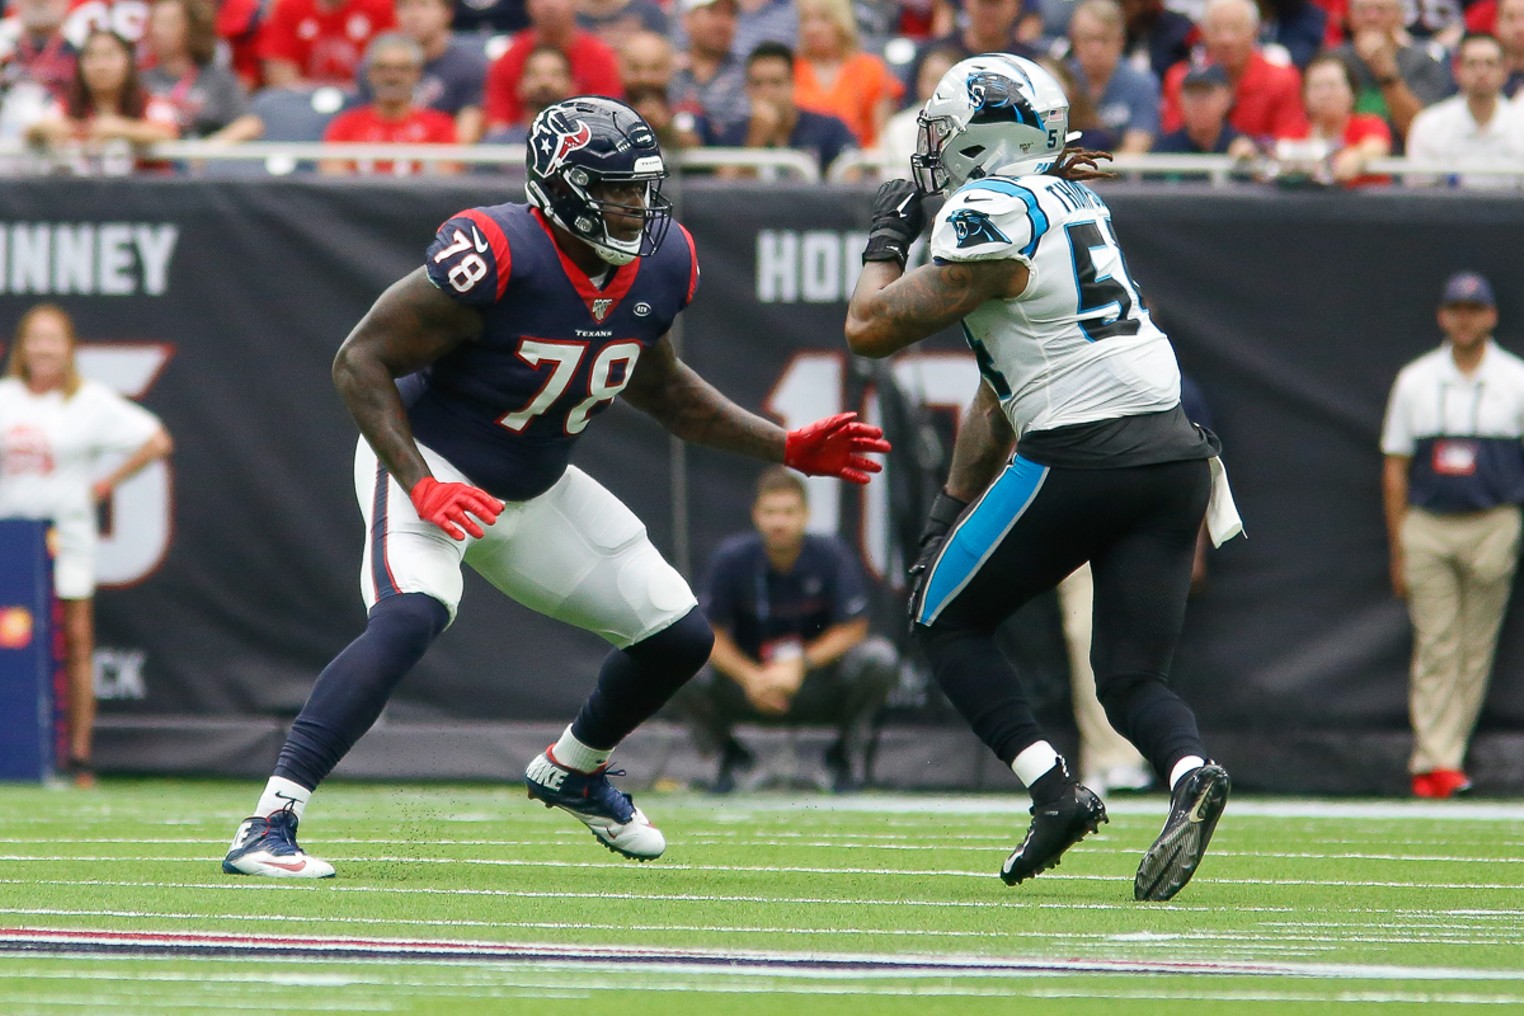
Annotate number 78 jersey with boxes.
[929,175,1182,440]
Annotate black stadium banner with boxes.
[2,178,1523,792]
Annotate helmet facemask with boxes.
[911,112,953,194]
[553,164,672,266]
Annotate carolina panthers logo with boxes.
[965,71,1042,129]
[949,208,1010,248]
[531,110,593,175]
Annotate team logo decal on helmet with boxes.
[533,110,593,176]
[965,70,1041,129]
[949,208,1011,248]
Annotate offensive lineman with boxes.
[845,54,1242,901]
[222,96,890,877]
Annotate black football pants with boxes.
[913,455,1212,781]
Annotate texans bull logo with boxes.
[534,111,593,174]
[948,208,1011,249]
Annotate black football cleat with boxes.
[1134,763,1231,902]
[1000,784,1108,886]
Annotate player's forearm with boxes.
[332,346,432,489]
[945,382,1015,501]
[845,262,934,358]
[640,359,786,460]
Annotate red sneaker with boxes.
[1429,769,1473,798]
[1412,772,1438,798]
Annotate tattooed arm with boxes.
[623,335,787,461]
[844,258,1029,359]
[946,379,1015,502]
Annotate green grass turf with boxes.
[0,779,1522,1014]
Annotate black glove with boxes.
[907,490,969,623]
[862,179,927,270]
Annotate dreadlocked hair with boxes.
[1046,146,1117,182]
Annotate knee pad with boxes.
[369,592,450,654]
[630,606,714,678]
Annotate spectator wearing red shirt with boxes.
[483,0,622,132]
[321,32,456,175]
[1162,0,1307,140]
[1285,52,1392,185]
[258,0,396,89]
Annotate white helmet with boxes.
[911,53,1077,194]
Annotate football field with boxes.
[1,779,1522,1014]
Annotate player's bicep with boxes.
[883,258,1028,322]
[340,267,484,379]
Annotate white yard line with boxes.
[2,857,1522,891]
[3,927,1523,983]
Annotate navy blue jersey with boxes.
[701,533,871,661]
[412,202,699,501]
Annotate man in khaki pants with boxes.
[1381,271,1524,799]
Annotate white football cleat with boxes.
[524,750,666,860]
[222,807,336,878]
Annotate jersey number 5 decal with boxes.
[1066,219,1144,342]
[497,338,643,436]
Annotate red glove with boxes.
[783,412,892,485]
[409,477,504,541]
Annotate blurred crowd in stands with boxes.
[1,0,1521,183]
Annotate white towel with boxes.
[1206,456,1245,548]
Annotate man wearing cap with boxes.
[1153,64,1259,156]
[671,0,750,139]
[1160,0,1307,141]
[1381,272,1524,799]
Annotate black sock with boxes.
[1099,675,1207,781]
[274,593,448,789]
[570,607,714,748]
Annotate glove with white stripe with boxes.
[861,179,927,270]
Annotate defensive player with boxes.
[844,55,1242,901]
[223,96,889,878]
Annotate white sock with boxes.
[1011,741,1063,788]
[255,776,312,822]
[550,725,611,774]
[1170,755,1207,789]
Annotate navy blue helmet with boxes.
[524,96,673,266]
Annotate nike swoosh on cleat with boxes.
[263,859,308,872]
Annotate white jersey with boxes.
[0,377,163,523]
[930,174,1181,440]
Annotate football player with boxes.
[844,55,1242,901]
[223,96,889,878]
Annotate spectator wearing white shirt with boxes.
[0,304,173,788]
[1405,32,1524,188]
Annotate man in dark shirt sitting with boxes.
[1153,63,1258,157]
[676,467,899,792]
[712,41,856,175]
